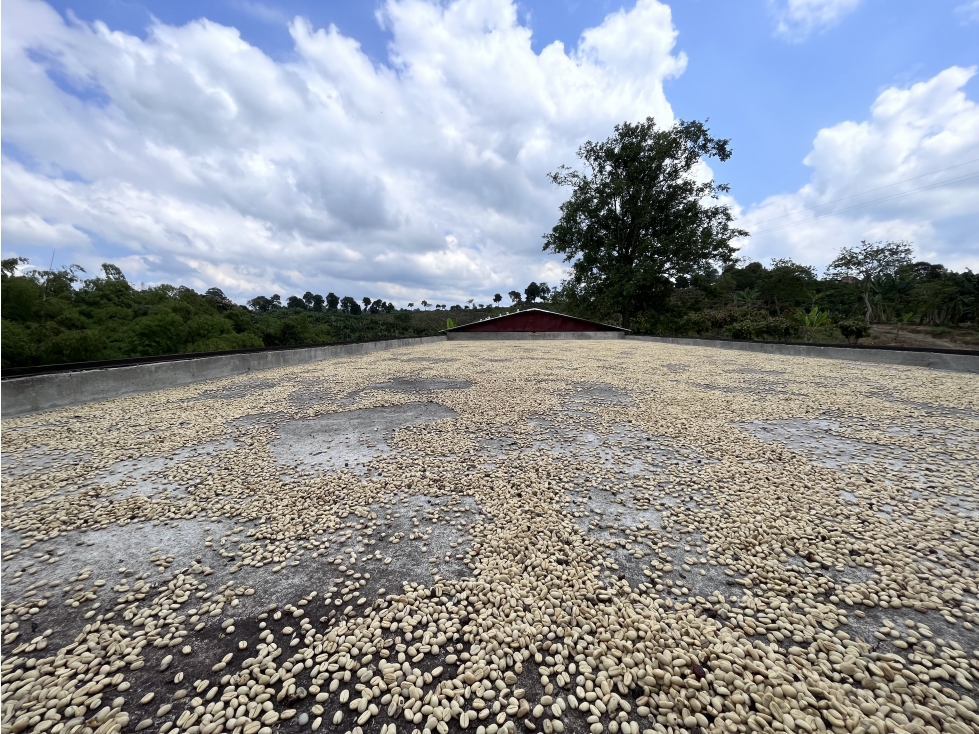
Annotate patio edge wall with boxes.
[446,331,624,341]
[627,335,979,373]
[2,336,447,418]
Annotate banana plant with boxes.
[732,288,761,306]
[793,305,830,342]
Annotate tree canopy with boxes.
[825,240,914,322]
[1,259,513,368]
[544,117,747,327]
[758,259,817,316]
[569,254,976,346]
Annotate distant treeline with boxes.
[551,249,978,344]
[2,249,976,369]
[0,259,500,369]
[554,254,979,342]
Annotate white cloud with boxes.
[956,0,979,23]
[769,0,862,40]
[229,1,290,26]
[0,0,685,303]
[738,67,979,273]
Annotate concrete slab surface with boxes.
[2,341,978,734]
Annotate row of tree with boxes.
[247,292,397,315]
[3,241,973,370]
[608,246,977,344]
[0,259,448,368]
[245,280,555,317]
[0,256,562,368]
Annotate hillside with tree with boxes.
[0,258,524,369]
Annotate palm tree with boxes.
[732,288,761,306]
[421,300,430,310]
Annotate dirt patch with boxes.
[867,323,979,351]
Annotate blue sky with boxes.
[3,0,978,303]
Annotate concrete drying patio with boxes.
[2,340,977,734]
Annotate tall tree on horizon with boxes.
[825,240,914,323]
[758,259,816,316]
[544,117,746,328]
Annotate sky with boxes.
[2,0,978,305]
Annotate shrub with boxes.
[791,306,831,341]
[727,320,757,340]
[703,304,773,331]
[838,320,871,344]
[677,312,711,336]
[725,316,798,341]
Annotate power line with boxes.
[749,171,979,236]
[745,157,979,227]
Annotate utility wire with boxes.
[749,171,979,236]
[746,157,979,226]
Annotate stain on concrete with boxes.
[272,403,458,472]
[368,378,472,392]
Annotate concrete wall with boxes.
[2,336,447,418]
[447,331,625,341]
[627,335,979,373]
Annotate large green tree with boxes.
[824,240,913,323]
[759,258,816,316]
[543,118,747,327]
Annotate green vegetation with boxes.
[542,120,977,346]
[544,117,746,329]
[4,243,976,371]
[547,251,977,345]
[0,259,500,369]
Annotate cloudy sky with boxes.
[2,0,977,305]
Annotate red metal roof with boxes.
[446,308,628,333]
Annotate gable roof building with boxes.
[444,308,628,340]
